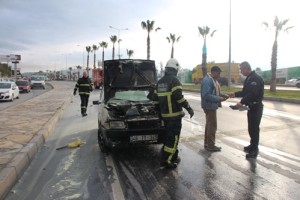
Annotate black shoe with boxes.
[160,162,177,170]
[246,149,259,159]
[244,145,252,153]
[82,113,87,117]
[172,156,181,164]
[206,146,222,152]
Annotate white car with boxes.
[285,78,300,87]
[0,81,20,101]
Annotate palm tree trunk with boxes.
[201,42,208,79]
[112,46,115,60]
[87,54,90,73]
[147,33,150,60]
[94,52,96,69]
[270,41,278,92]
[102,49,104,67]
[201,53,207,77]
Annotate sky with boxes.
[0,0,299,73]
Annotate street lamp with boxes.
[77,45,85,68]
[228,0,232,88]
[61,53,67,69]
[109,26,128,59]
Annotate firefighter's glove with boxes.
[187,107,194,118]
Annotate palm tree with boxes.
[126,49,134,59]
[68,67,72,80]
[166,33,181,58]
[86,46,92,73]
[99,41,108,67]
[262,16,294,92]
[92,44,98,69]
[110,35,117,60]
[76,65,82,80]
[198,26,217,77]
[141,20,161,60]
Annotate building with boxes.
[258,66,300,84]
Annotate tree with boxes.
[166,33,181,58]
[68,67,72,80]
[86,46,92,73]
[262,16,294,92]
[126,49,134,59]
[92,44,98,69]
[198,26,217,77]
[110,35,117,60]
[99,41,108,67]
[141,20,161,60]
[0,63,11,77]
[76,65,82,79]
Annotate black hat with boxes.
[211,66,222,72]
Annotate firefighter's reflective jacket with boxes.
[150,71,191,120]
[74,77,93,95]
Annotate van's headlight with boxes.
[110,121,125,129]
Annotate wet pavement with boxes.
[0,81,74,199]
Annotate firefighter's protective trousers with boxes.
[80,94,89,115]
[161,118,182,164]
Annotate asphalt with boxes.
[0,82,299,199]
[0,81,73,200]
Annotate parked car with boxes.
[93,59,167,152]
[0,78,14,82]
[285,78,300,88]
[16,80,31,93]
[0,81,20,101]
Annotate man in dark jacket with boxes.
[150,58,194,169]
[74,70,93,117]
[229,61,264,159]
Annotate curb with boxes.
[0,86,73,200]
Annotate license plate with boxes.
[130,134,158,142]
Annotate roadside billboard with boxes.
[0,54,21,62]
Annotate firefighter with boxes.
[73,70,93,117]
[150,58,194,169]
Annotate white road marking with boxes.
[105,155,125,200]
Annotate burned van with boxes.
[93,59,166,152]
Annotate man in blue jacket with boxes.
[201,66,228,151]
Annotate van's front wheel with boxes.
[98,126,109,153]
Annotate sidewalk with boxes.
[0,82,73,200]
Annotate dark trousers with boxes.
[247,104,263,150]
[161,118,182,164]
[80,94,89,115]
